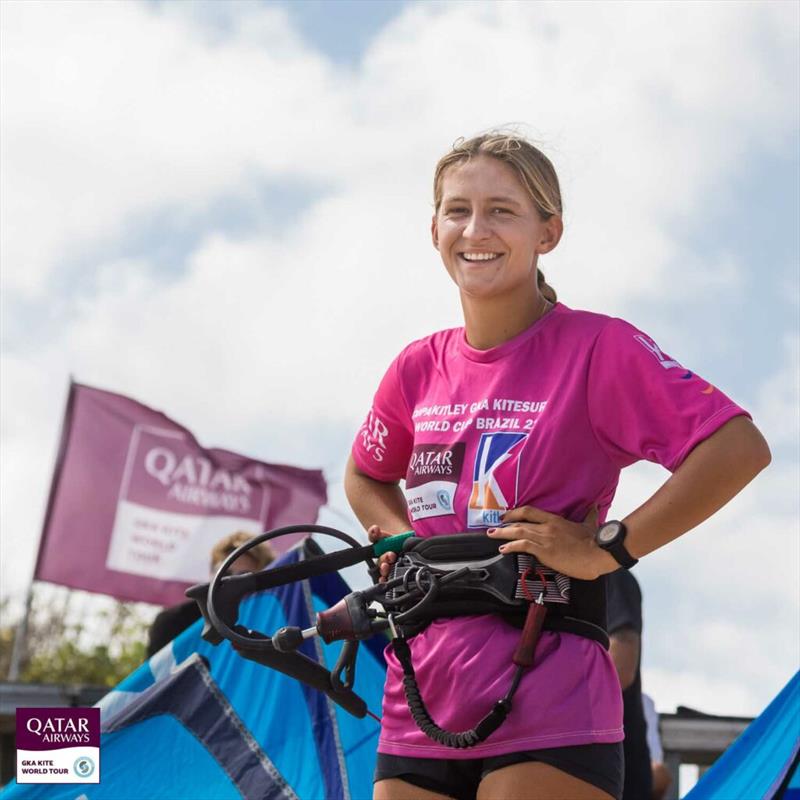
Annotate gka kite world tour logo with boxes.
[16,707,100,784]
[468,432,527,528]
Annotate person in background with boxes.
[146,531,275,657]
[642,692,673,800]
[607,568,652,800]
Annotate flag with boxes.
[34,382,327,605]
[4,539,387,800]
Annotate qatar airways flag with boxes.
[34,383,328,605]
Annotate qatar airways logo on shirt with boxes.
[468,432,527,528]
[359,410,389,463]
[404,443,464,522]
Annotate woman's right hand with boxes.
[368,524,398,583]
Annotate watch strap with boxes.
[607,538,639,569]
[597,521,639,570]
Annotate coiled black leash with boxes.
[392,632,525,748]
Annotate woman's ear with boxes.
[431,215,439,250]
[538,215,564,255]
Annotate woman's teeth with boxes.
[461,252,501,262]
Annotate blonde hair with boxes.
[433,133,561,302]
[210,531,275,573]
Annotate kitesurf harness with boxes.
[188,525,608,749]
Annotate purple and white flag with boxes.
[34,383,327,605]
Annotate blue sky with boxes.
[269,0,406,64]
[1,0,798,726]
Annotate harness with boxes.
[188,525,608,749]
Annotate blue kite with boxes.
[686,670,800,800]
[3,540,387,800]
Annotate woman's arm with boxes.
[344,454,410,534]
[489,416,772,579]
[621,415,771,559]
[344,454,411,581]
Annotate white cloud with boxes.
[643,666,765,719]
[1,0,797,716]
[754,334,800,451]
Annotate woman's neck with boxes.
[461,287,551,351]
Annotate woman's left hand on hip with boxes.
[486,505,612,580]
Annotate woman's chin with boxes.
[456,278,518,303]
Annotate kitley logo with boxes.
[16,708,100,784]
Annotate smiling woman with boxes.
[433,138,560,317]
[344,132,771,800]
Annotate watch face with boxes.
[597,522,621,545]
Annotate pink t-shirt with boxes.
[351,302,749,758]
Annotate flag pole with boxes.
[7,585,34,681]
[7,377,77,680]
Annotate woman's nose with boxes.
[463,211,491,240]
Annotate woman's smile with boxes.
[459,251,504,264]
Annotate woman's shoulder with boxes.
[394,327,463,365]
[552,302,618,334]
[552,304,652,348]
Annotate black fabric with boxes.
[606,569,652,800]
[391,534,609,647]
[146,599,201,657]
[374,742,624,800]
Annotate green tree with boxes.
[1,587,152,686]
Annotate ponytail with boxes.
[537,268,557,303]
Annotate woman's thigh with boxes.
[477,761,616,800]
[374,777,456,800]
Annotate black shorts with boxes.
[374,742,624,800]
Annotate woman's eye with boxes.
[446,207,468,215]
[492,207,512,215]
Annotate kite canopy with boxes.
[4,539,387,800]
[685,670,800,800]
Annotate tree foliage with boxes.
[1,586,153,686]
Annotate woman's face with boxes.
[432,156,561,301]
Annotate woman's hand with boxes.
[368,525,399,583]
[486,505,617,580]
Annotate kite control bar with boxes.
[186,525,413,718]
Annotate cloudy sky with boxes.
[2,0,798,719]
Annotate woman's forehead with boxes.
[440,156,527,201]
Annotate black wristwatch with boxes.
[594,520,638,569]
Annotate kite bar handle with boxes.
[373,531,415,557]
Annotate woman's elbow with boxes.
[729,417,772,484]
[744,419,772,475]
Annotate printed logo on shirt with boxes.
[359,409,390,463]
[468,432,527,528]
[633,334,683,370]
[404,443,464,521]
